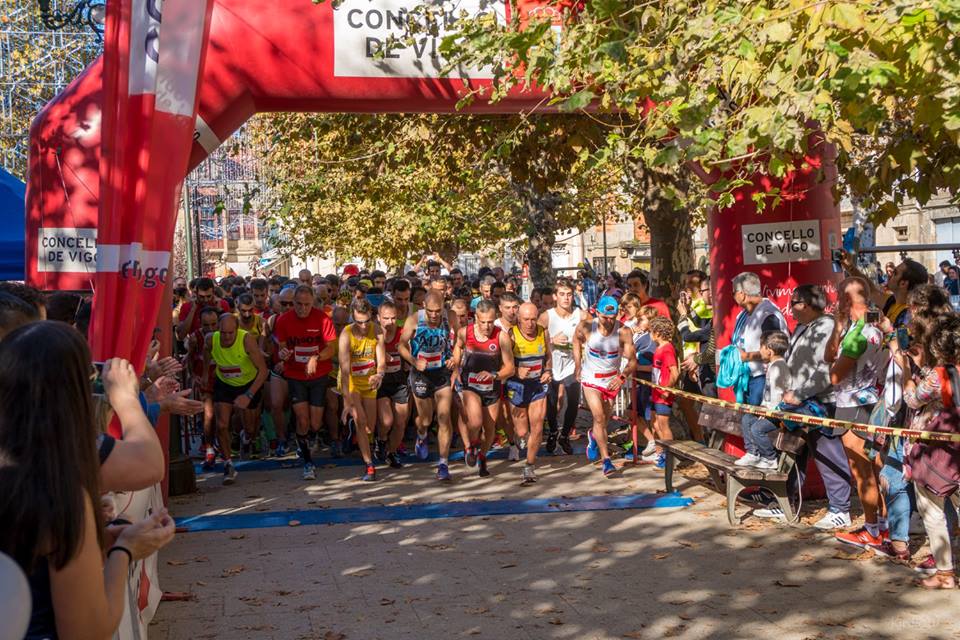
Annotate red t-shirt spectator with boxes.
[178,299,230,334]
[272,308,336,380]
[641,297,671,319]
[651,342,677,406]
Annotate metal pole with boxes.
[181,186,194,278]
[601,214,609,277]
[193,187,203,278]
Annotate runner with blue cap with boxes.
[573,295,637,477]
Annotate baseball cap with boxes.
[596,295,619,316]
[342,264,360,277]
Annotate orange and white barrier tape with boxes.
[633,377,960,444]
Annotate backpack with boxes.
[905,366,960,498]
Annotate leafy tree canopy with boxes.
[435,0,960,222]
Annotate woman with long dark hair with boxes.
[0,321,175,639]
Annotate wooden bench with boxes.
[659,404,807,526]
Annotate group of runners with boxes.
[176,263,655,487]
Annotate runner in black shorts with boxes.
[375,301,409,468]
[271,285,337,481]
[399,291,459,480]
[452,300,515,477]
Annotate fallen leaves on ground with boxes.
[288,520,301,527]
[774,580,801,588]
[832,549,875,561]
[653,553,671,560]
[500,563,517,569]
[221,565,245,577]
[229,533,246,540]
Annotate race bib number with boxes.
[219,365,242,379]
[294,345,319,363]
[385,354,402,374]
[419,351,443,370]
[467,373,494,392]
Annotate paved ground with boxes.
[151,434,960,640]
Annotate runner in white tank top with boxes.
[573,295,637,477]
[539,280,583,455]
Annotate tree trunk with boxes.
[513,181,562,289]
[631,169,694,299]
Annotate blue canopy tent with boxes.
[0,168,25,281]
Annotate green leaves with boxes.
[560,89,596,111]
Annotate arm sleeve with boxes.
[679,318,712,344]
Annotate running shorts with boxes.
[409,368,451,399]
[583,381,618,402]
[213,377,262,408]
[377,378,410,404]
[505,377,548,407]
[285,376,329,407]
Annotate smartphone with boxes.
[896,327,911,350]
[831,249,844,274]
[92,361,105,395]
[865,310,880,324]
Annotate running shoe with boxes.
[508,444,521,462]
[654,453,667,469]
[240,431,252,459]
[361,465,376,482]
[812,510,851,531]
[478,454,490,477]
[641,440,657,457]
[465,446,478,468]
[416,434,430,460]
[302,463,316,481]
[374,439,387,463]
[752,506,786,520]
[386,452,403,469]
[586,431,600,462]
[875,541,911,563]
[202,450,216,471]
[436,462,451,481]
[330,440,343,459]
[734,452,761,467]
[545,434,558,455]
[275,441,287,458]
[223,461,238,485]
[522,465,537,484]
[835,527,885,552]
[557,436,573,455]
[602,458,617,477]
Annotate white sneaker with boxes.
[735,452,760,467]
[812,510,852,530]
[641,450,660,464]
[753,506,786,520]
[754,457,778,470]
[641,441,657,457]
[508,445,521,461]
[302,463,316,481]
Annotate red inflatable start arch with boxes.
[25,0,840,364]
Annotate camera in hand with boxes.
[865,310,880,324]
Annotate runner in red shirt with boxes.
[626,270,671,319]
[272,284,337,480]
[176,277,230,340]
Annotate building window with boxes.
[199,205,223,250]
[227,209,241,241]
[895,226,909,241]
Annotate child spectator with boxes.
[737,331,791,469]
[648,316,679,468]
[631,306,661,461]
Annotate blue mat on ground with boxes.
[176,491,693,531]
[194,443,589,474]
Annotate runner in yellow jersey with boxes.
[338,298,386,481]
[506,302,553,484]
[204,314,269,486]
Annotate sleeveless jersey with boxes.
[236,313,264,338]
[346,323,378,394]
[212,329,257,387]
[410,309,452,370]
[511,326,547,380]
[462,324,502,392]
[581,320,622,388]
[382,324,405,383]
[547,307,581,379]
